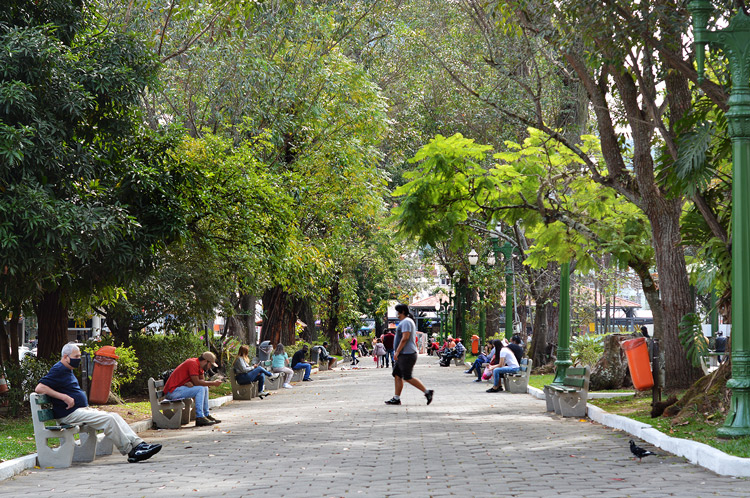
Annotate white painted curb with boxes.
[0,394,235,482]
[532,384,750,477]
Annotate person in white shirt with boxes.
[486,339,520,392]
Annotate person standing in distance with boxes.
[385,303,434,406]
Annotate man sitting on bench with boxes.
[164,351,223,427]
[35,342,162,463]
[318,342,337,369]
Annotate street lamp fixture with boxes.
[468,249,479,266]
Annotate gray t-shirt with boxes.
[394,317,418,354]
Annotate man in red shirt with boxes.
[164,352,222,426]
[382,329,395,368]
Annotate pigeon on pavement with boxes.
[629,440,657,462]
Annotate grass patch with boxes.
[0,418,35,462]
[209,382,232,398]
[590,394,750,458]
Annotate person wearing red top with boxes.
[382,330,395,367]
[164,352,222,426]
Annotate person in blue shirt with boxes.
[384,304,434,406]
[35,342,162,463]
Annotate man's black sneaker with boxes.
[195,416,215,427]
[128,442,162,463]
[384,397,401,405]
[206,415,221,423]
[303,378,313,381]
[425,390,434,405]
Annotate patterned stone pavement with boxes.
[1,356,747,497]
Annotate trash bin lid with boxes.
[620,337,646,351]
[94,345,119,359]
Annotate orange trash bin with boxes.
[621,337,654,391]
[471,335,480,355]
[89,346,119,404]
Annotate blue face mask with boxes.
[68,357,82,368]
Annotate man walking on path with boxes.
[35,343,162,463]
[385,303,434,406]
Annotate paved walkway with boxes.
[1,357,748,497]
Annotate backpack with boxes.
[161,368,175,384]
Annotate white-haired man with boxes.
[35,342,162,463]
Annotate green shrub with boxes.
[571,334,605,367]
[128,333,206,395]
[2,356,56,418]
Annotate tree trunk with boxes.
[105,313,132,347]
[242,292,256,346]
[35,288,69,360]
[8,309,20,365]
[528,301,548,368]
[296,298,316,343]
[374,312,384,338]
[590,333,632,391]
[324,275,341,347]
[0,324,9,367]
[260,286,296,346]
[645,200,703,389]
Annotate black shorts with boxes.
[392,352,418,380]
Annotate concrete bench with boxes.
[147,378,194,429]
[504,358,533,393]
[544,366,590,417]
[453,350,466,366]
[30,393,112,468]
[228,369,257,400]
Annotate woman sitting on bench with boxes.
[234,345,274,396]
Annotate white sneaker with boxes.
[270,373,281,380]
[283,383,293,389]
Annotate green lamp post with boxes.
[490,241,516,340]
[689,0,750,437]
[551,261,573,385]
[468,248,488,348]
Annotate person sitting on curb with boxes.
[291,345,313,381]
[164,351,223,426]
[234,345,275,397]
[271,343,294,388]
[35,342,162,463]
[318,342,337,369]
[486,339,520,393]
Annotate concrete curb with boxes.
[0,394,235,482]
[531,385,750,477]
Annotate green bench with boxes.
[30,393,113,468]
[543,366,590,417]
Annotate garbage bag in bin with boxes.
[621,337,654,391]
[89,346,119,404]
[258,340,273,362]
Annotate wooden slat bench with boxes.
[30,393,112,468]
[147,378,194,429]
[543,366,590,418]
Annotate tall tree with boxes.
[0,0,185,358]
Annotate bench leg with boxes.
[543,387,557,412]
[36,430,77,469]
[96,433,114,456]
[558,393,587,418]
[73,426,97,463]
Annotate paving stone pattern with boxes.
[1,357,747,497]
